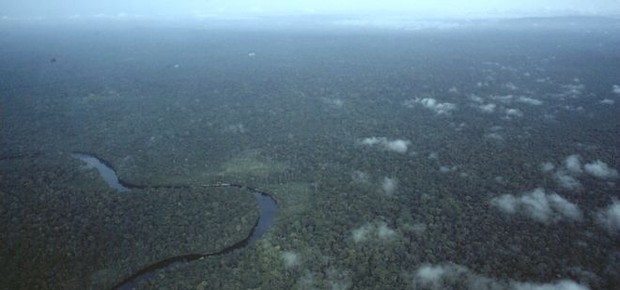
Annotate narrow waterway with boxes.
[72,153,278,290]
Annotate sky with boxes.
[1,0,620,19]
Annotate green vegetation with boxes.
[1,19,619,289]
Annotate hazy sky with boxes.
[2,0,620,18]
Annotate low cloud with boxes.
[281,251,301,268]
[516,96,543,106]
[559,83,585,99]
[321,97,344,108]
[584,160,619,180]
[597,200,620,235]
[478,103,497,113]
[563,154,583,175]
[412,263,589,290]
[505,108,524,118]
[351,221,397,243]
[382,177,398,195]
[543,155,584,191]
[490,94,514,104]
[599,99,615,105]
[553,171,582,191]
[352,224,372,243]
[469,94,484,103]
[351,170,371,184]
[225,123,246,133]
[613,84,620,94]
[490,188,582,224]
[545,156,618,190]
[512,280,590,290]
[403,97,457,115]
[541,162,555,172]
[505,82,519,90]
[439,165,458,173]
[484,126,505,142]
[415,264,468,288]
[358,137,411,154]
[485,132,504,142]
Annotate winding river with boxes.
[71,153,279,290]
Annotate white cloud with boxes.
[518,190,554,222]
[505,82,518,90]
[563,154,582,175]
[599,99,614,105]
[412,263,589,290]
[490,94,514,103]
[485,132,504,141]
[597,200,620,235]
[351,221,397,243]
[416,264,446,281]
[407,223,427,235]
[385,139,410,153]
[226,123,246,133]
[544,155,586,191]
[415,264,458,287]
[403,97,457,115]
[612,85,620,94]
[546,155,618,189]
[511,280,590,290]
[359,137,382,146]
[495,176,506,184]
[541,162,555,173]
[414,263,495,289]
[358,137,411,154]
[469,94,484,103]
[352,223,372,243]
[376,222,397,239]
[439,165,458,173]
[478,103,497,113]
[505,108,524,117]
[351,170,370,184]
[560,83,585,98]
[382,177,398,195]
[555,173,578,191]
[546,193,583,221]
[492,194,518,214]
[517,96,543,106]
[491,188,582,224]
[584,160,619,179]
[321,97,344,108]
[281,251,301,268]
